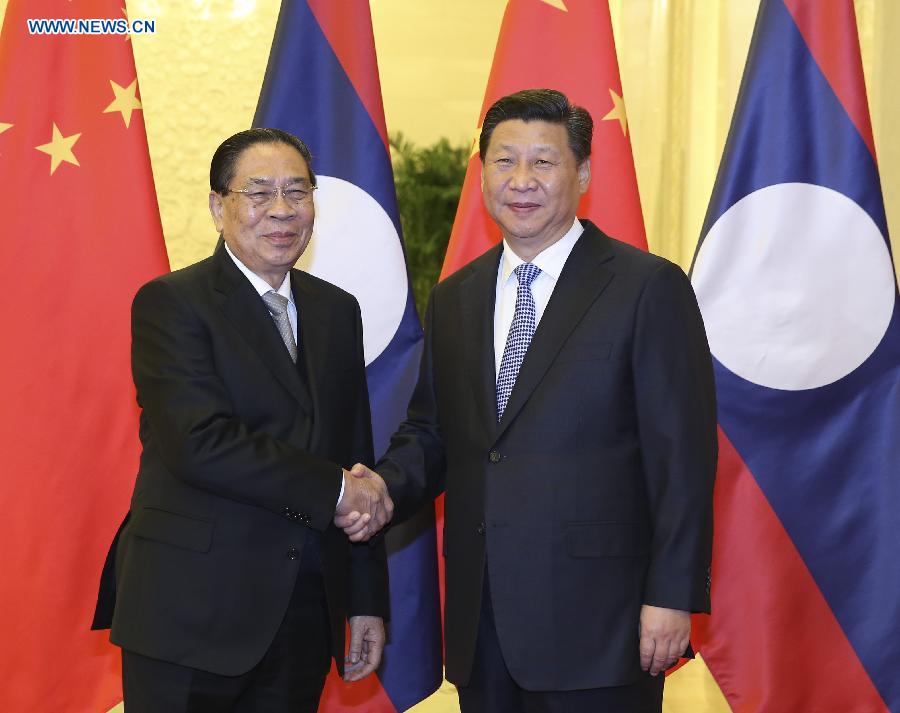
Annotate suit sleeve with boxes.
[131,278,341,531]
[376,288,447,523]
[631,260,717,613]
[346,300,389,619]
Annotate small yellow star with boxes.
[602,88,628,136]
[538,0,568,10]
[0,123,12,158]
[35,123,81,174]
[103,79,142,128]
[121,5,131,42]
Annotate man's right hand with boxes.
[334,464,393,542]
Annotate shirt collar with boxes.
[499,218,584,285]
[224,240,294,304]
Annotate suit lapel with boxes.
[496,223,615,439]
[212,245,312,415]
[459,245,504,437]
[290,270,326,433]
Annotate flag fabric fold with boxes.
[690,1,899,711]
[0,1,169,710]
[253,2,442,711]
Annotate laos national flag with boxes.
[690,1,900,711]
[253,2,442,711]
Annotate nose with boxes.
[508,163,536,191]
[268,189,297,217]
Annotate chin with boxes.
[506,226,544,242]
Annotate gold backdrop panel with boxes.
[129,0,281,269]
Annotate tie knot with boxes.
[262,290,290,316]
[514,262,541,288]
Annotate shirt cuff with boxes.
[336,468,345,508]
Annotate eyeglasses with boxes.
[225,184,316,208]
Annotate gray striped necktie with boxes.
[261,290,297,363]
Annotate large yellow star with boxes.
[601,88,628,136]
[103,79,142,128]
[539,0,568,10]
[35,123,81,174]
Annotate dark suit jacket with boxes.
[93,243,388,677]
[378,220,717,691]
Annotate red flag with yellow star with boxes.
[441,0,646,278]
[0,1,168,710]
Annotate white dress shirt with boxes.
[494,219,585,376]
[224,242,298,343]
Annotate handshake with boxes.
[334,464,393,542]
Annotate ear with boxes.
[577,159,591,194]
[209,191,225,233]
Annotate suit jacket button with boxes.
[283,507,292,518]
[488,450,501,463]
[287,546,299,560]
[476,522,486,535]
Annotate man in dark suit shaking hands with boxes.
[95,128,393,712]
[341,90,717,712]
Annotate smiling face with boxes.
[209,141,315,289]
[481,119,590,261]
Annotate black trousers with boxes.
[121,568,331,713]
[457,574,664,713]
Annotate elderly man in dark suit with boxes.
[340,89,717,712]
[94,128,393,713]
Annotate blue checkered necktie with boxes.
[496,262,541,421]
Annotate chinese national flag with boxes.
[442,0,646,278]
[0,1,169,711]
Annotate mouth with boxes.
[507,202,541,214]
[262,231,298,244]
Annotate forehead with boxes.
[486,119,572,156]
[232,142,310,182]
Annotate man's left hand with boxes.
[638,605,690,676]
[344,615,385,682]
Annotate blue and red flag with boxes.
[253,2,442,711]
[690,1,899,711]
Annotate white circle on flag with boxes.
[298,175,408,365]
[692,182,895,390]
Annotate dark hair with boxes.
[479,89,593,164]
[209,127,316,193]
